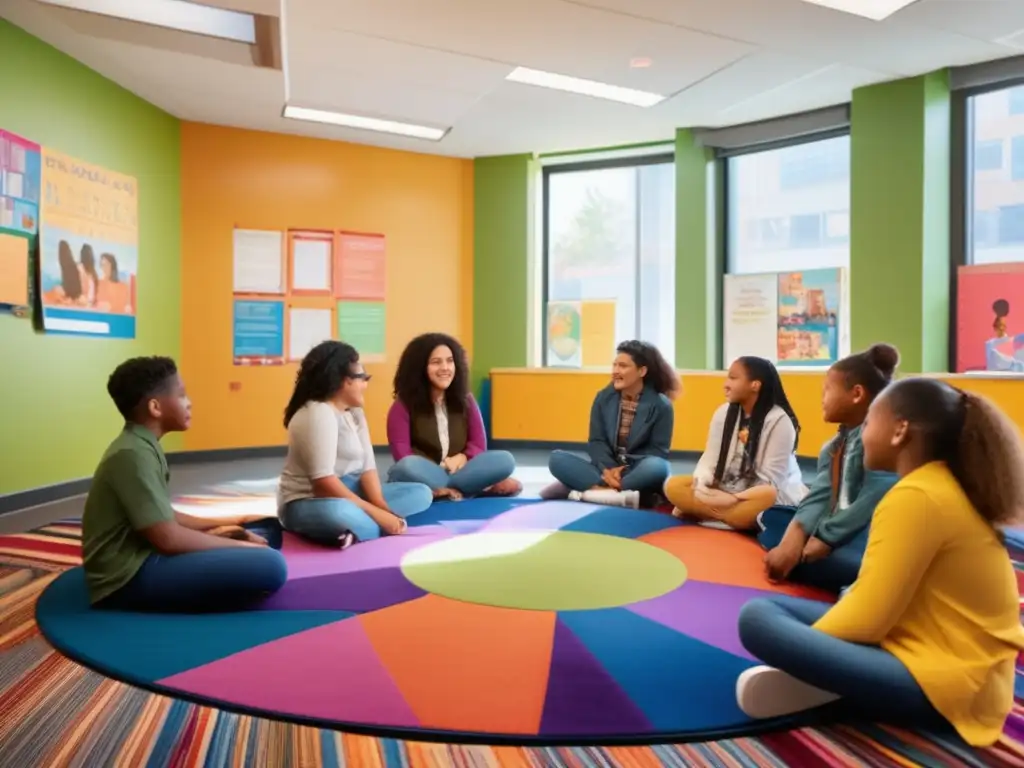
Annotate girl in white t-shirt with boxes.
[278,341,432,547]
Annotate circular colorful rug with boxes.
[36,499,834,745]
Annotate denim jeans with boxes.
[758,506,868,593]
[548,450,671,494]
[98,547,288,613]
[738,596,947,727]
[387,450,515,495]
[279,472,432,544]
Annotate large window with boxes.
[726,134,851,275]
[968,85,1024,264]
[543,156,675,367]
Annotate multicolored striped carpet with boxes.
[2,522,1024,767]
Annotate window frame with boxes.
[720,128,852,276]
[540,152,675,368]
[950,77,1024,370]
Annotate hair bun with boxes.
[865,343,900,378]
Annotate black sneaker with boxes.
[339,532,357,550]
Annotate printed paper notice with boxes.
[337,301,385,361]
[335,232,385,300]
[288,307,333,361]
[233,229,284,294]
[292,238,332,291]
[0,232,29,308]
[723,273,778,365]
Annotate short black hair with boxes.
[107,356,179,420]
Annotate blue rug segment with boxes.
[557,607,753,733]
[36,568,352,682]
[406,497,533,528]
[561,507,680,539]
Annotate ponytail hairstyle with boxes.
[713,356,800,484]
[830,343,900,400]
[883,378,1024,527]
[284,341,361,427]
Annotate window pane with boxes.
[726,135,851,275]
[545,161,675,366]
[969,87,1024,264]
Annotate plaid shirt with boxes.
[616,394,639,458]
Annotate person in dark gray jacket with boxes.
[547,340,677,509]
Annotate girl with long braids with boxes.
[664,356,806,530]
[737,379,1024,747]
[277,341,432,547]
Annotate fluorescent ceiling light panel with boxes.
[798,0,920,21]
[505,66,665,108]
[282,106,448,141]
[35,0,257,44]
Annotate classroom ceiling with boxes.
[6,0,1024,158]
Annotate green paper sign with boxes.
[337,300,386,359]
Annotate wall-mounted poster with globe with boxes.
[546,300,582,367]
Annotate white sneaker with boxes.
[568,490,583,502]
[571,489,640,509]
[736,665,841,719]
[698,520,735,531]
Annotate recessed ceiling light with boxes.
[505,66,665,108]
[798,0,920,21]
[282,105,449,142]
[630,57,653,69]
[35,0,257,43]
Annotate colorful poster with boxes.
[956,263,1024,373]
[777,268,842,366]
[335,232,385,300]
[39,149,138,338]
[337,300,385,361]
[233,299,285,365]
[723,273,778,366]
[546,301,582,368]
[580,300,616,367]
[0,129,41,237]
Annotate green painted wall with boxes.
[472,154,530,392]
[675,129,719,369]
[0,20,181,496]
[850,71,951,373]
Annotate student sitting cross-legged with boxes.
[386,332,520,499]
[664,357,806,530]
[736,378,1024,748]
[759,344,900,593]
[547,340,676,509]
[277,341,432,547]
[83,356,287,613]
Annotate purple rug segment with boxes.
[540,619,651,735]
[281,527,451,580]
[258,567,425,614]
[483,501,600,533]
[627,581,769,661]
[438,519,490,535]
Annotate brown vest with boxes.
[410,404,468,464]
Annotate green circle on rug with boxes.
[400,530,687,611]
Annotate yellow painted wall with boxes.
[491,369,1024,458]
[180,123,473,451]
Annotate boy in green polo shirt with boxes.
[83,356,287,612]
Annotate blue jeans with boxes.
[738,596,947,727]
[548,450,671,494]
[280,472,432,544]
[98,547,288,613]
[387,450,515,495]
[758,506,867,593]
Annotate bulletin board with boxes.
[231,227,386,365]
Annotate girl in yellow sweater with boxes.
[736,377,1024,747]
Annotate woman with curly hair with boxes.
[386,333,520,499]
[277,341,432,547]
[546,340,677,509]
